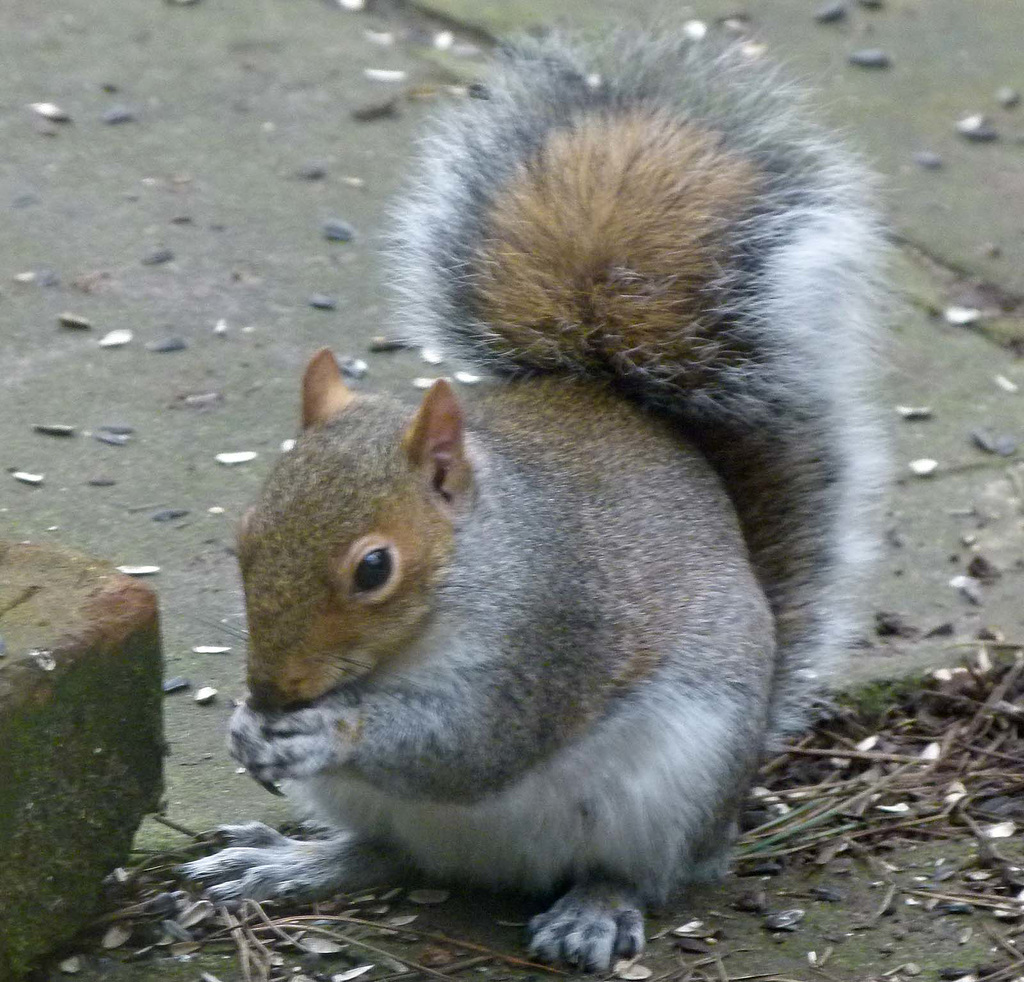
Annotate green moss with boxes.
[0,623,163,978]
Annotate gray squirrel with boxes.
[183,29,885,971]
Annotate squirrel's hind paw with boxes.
[528,884,645,972]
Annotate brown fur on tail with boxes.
[475,111,759,378]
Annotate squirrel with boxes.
[183,28,885,971]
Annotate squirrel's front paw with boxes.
[228,702,356,784]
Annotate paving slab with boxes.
[0,0,1021,923]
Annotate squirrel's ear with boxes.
[302,348,355,429]
[403,379,472,507]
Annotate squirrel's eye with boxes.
[353,548,393,592]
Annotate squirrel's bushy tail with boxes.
[390,30,886,740]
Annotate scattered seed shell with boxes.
[909,458,938,477]
[142,247,175,265]
[386,914,418,927]
[102,924,131,949]
[162,676,191,694]
[682,20,707,40]
[949,574,983,605]
[281,439,297,453]
[896,405,932,420]
[337,0,366,9]
[996,87,1020,109]
[913,151,943,170]
[876,802,911,814]
[814,2,847,24]
[33,423,76,437]
[672,919,705,936]
[324,219,356,242]
[407,888,450,905]
[421,348,444,365]
[102,105,136,125]
[944,306,982,326]
[413,377,440,389]
[984,820,1016,838]
[31,102,71,122]
[13,471,44,485]
[956,114,998,141]
[151,508,189,522]
[994,374,1019,393]
[193,645,231,654]
[146,336,188,353]
[59,956,83,974]
[58,312,92,329]
[194,686,218,705]
[364,68,407,82]
[613,962,652,981]
[340,357,368,379]
[94,431,130,446]
[216,451,258,465]
[332,969,374,982]
[848,49,891,69]
[454,371,481,385]
[764,909,805,932]
[99,329,133,347]
[309,293,338,310]
[303,937,346,955]
[117,565,160,576]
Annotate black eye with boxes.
[353,548,393,592]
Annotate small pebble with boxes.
[102,105,136,124]
[146,336,188,353]
[162,676,191,694]
[913,151,943,170]
[995,87,1020,109]
[363,68,407,82]
[30,102,71,122]
[94,431,130,447]
[58,311,92,330]
[848,49,891,69]
[956,114,998,141]
[117,565,161,576]
[340,356,368,379]
[33,423,76,437]
[814,1,846,23]
[216,451,258,465]
[309,294,338,310]
[407,888,450,905]
[908,458,938,477]
[13,471,44,485]
[58,956,83,974]
[142,247,175,265]
[944,306,982,326]
[152,508,190,522]
[763,909,805,932]
[99,329,133,347]
[194,686,218,705]
[192,645,231,654]
[323,219,356,242]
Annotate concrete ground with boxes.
[1,0,1022,978]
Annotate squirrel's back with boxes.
[391,30,886,738]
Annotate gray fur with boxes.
[391,30,886,738]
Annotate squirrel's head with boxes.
[239,349,473,710]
